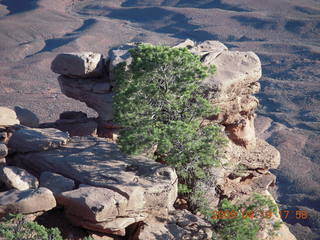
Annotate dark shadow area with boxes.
[231,16,277,30]
[290,45,320,61]
[122,0,250,12]
[175,0,250,11]
[1,0,38,15]
[285,20,306,34]
[107,7,217,41]
[40,37,77,53]
[294,6,320,15]
[65,18,97,37]
[226,35,265,42]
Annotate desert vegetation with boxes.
[113,43,226,211]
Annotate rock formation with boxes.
[0,40,297,240]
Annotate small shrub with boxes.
[0,213,63,240]
[209,193,282,240]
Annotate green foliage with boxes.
[113,43,227,209]
[209,194,282,240]
[83,237,94,240]
[0,213,63,240]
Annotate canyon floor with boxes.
[0,0,319,239]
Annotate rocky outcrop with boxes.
[14,136,178,235]
[0,39,295,239]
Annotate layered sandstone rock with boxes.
[11,39,293,239]
[14,136,178,235]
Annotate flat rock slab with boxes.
[0,166,39,191]
[0,187,56,217]
[0,107,20,127]
[40,171,75,196]
[8,126,69,153]
[16,136,177,201]
[15,136,177,234]
[51,52,104,78]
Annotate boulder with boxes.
[40,171,75,197]
[0,166,39,190]
[15,136,178,235]
[51,52,105,78]
[59,184,146,235]
[0,187,56,217]
[0,107,20,126]
[8,126,69,153]
[0,143,8,158]
[14,106,39,128]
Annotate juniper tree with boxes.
[113,43,227,209]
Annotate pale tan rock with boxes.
[0,187,56,217]
[225,115,256,149]
[0,107,20,126]
[0,166,39,190]
[201,50,261,101]
[51,52,105,78]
